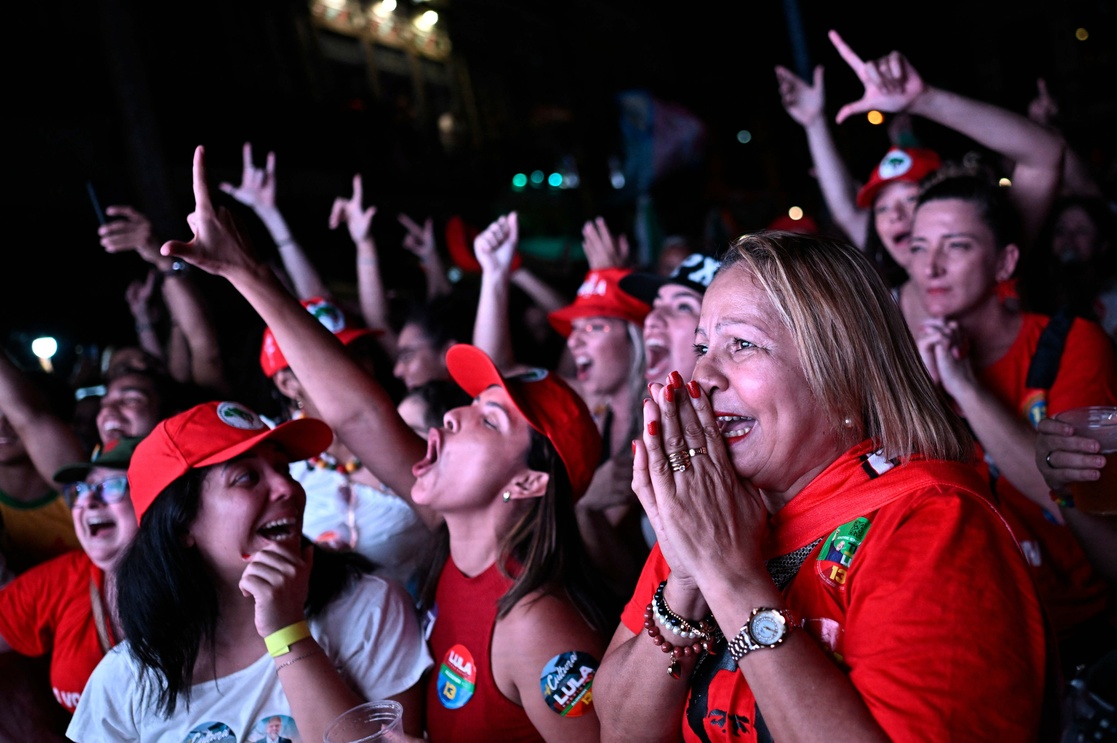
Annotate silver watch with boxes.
[726,607,795,662]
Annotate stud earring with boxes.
[502,491,512,503]
[843,416,854,428]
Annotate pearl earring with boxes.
[843,416,854,428]
[502,491,512,503]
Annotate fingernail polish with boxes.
[632,440,637,455]
[687,380,701,398]
[664,384,675,403]
[669,371,684,389]
[647,421,659,436]
[241,552,251,560]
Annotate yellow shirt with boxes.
[0,489,80,575]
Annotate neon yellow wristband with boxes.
[265,620,311,658]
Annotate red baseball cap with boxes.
[260,297,378,378]
[855,147,942,209]
[445,344,601,501]
[547,267,651,337]
[128,401,333,523]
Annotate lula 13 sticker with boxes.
[437,643,476,709]
[540,651,597,717]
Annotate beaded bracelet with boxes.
[652,580,718,642]
[643,603,718,679]
[1049,489,1075,509]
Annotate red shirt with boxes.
[425,558,543,743]
[974,312,1117,640]
[0,550,115,712]
[620,442,1055,742]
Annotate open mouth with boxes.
[87,514,117,536]
[412,429,442,478]
[257,517,298,542]
[716,413,754,441]
[574,356,592,380]
[644,339,669,380]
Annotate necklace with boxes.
[308,452,362,474]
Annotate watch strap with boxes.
[727,607,795,662]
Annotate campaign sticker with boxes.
[437,643,477,710]
[181,721,236,743]
[540,651,597,717]
[816,517,872,588]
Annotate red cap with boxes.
[445,344,601,501]
[547,267,651,337]
[260,296,378,378]
[128,401,333,523]
[855,147,942,209]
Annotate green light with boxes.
[512,173,528,189]
[548,172,563,188]
[530,170,545,185]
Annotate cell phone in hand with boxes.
[86,180,108,226]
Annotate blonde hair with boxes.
[720,230,973,462]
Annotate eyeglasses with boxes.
[64,477,130,508]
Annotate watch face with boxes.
[749,610,786,646]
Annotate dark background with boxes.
[4,0,1115,386]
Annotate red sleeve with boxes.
[619,542,671,635]
[1047,317,1117,414]
[0,551,81,656]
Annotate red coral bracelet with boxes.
[644,603,715,679]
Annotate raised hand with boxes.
[581,216,629,269]
[125,269,160,320]
[329,174,376,244]
[473,212,518,276]
[99,205,164,265]
[830,29,925,125]
[775,63,825,127]
[161,146,262,282]
[399,213,436,263]
[219,141,277,213]
[1027,77,1059,127]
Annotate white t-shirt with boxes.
[67,574,432,742]
[293,461,433,590]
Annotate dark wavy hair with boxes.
[116,466,375,716]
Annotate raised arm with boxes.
[830,29,1064,244]
[1027,77,1104,199]
[0,349,87,484]
[100,204,232,395]
[400,213,452,301]
[219,141,330,300]
[775,63,869,247]
[329,174,399,357]
[471,212,520,372]
[166,146,428,508]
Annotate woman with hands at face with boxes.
[66,400,430,743]
[593,230,1057,742]
[907,170,1117,682]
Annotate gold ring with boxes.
[687,447,707,457]
[667,449,691,472]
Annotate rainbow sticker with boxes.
[437,643,477,710]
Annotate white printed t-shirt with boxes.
[67,573,432,742]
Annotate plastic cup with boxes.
[1054,406,1117,514]
[322,700,403,743]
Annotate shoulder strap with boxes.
[1025,308,1074,390]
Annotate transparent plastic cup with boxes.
[322,700,403,743]
[1054,406,1117,514]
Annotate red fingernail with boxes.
[648,421,659,436]
[647,382,655,395]
[687,380,701,398]
[669,371,684,389]
[664,384,675,403]
[643,397,651,406]
[241,552,251,560]
[632,440,637,455]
